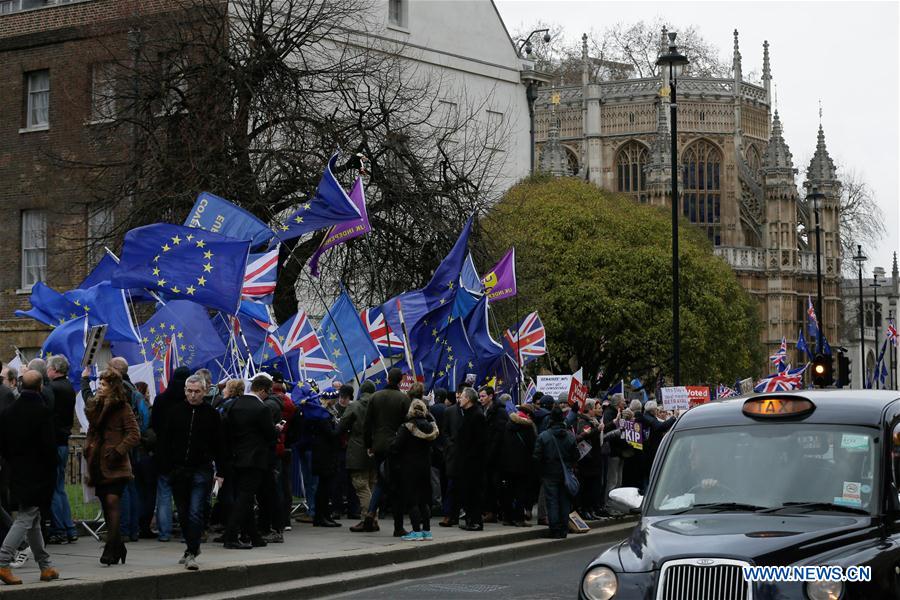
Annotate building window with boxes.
[91,62,117,121]
[87,205,114,267]
[388,0,406,27]
[681,139,722,245]
[159,52,188,114]
[864,301,882,328]
[0,1,22,14]
[25,70,50,129]
[615,141,648,203]
[21,210,47,288]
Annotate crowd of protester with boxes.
[0,355,675,584]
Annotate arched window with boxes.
[681,139,722,245]
[615,141,649,203]
[745,144,761,180]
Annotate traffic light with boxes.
[812,353,834,388]
[836,351,851,388]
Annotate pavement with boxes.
[1,517,635,600]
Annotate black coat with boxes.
[158,400,225,475]
[499,412,537,475]
[642,413,676,465]
[0,390,57,507]
[49,376,77,446]
[574,413,605,477]
[390,412,439,483]
[441,403,464,476]
[225,394,277,471]
[483,399,509,469]
[310,414,341,476]
[151,375,188,437]
[533,421,578,482]
[453,403,486,478]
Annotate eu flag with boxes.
[185,191,274,248]
[111,224,250,315]
[15,282,81,326]
[113,300,227,370]
[424,316,474,391]
[274,153,362,243]
[64,283,141,343]
[42,316,88,387]
[80,254,157,303]
[463,295,504,383]
[317,291,378,383]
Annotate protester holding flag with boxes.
[81,368,140,566]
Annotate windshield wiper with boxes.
[671,502,767,515]
[759,502,870,516]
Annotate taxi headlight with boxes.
[806,580,843,600]
[581,566,618,600]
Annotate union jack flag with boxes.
[360,306,405,356]
[523,379,537,403]
[769,336,787,372]
[242,245,279,302]
[256,309,333,374]
[716,384,737,399]
[887,318,898,347]
[754,364,808,393]
[158,334,176,393]
[504,311,546,365]
[807,296,819,330]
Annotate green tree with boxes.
[480,176,763,388]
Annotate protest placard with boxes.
[660,386,711,411]
[537,375,571,399]
[622,419,645,450]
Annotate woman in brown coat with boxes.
[82,367,140,565]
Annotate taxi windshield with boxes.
[648,424,879,515]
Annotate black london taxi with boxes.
[579,390,900,600]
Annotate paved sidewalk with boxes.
[2,516,635,599]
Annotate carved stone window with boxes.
[681,139,722,245]
[615,141,648,203]
[745,144,761,180]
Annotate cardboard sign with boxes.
[536,375,572,399]
[398,374,425,393]
[622,419,645,450]
[660,386,711,411]
[577,440,592,461]
[82,324,108,368]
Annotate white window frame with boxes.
[90,62,117,123]
[0,1,23,15]
[87,205,114,267]
[24,69,50,131]
[21,209,47,290]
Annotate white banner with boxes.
[536,375,572,399]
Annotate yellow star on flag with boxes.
[186,285,196,295]
[73,300,81,306]
[180,344,187,352]
[303,202,311,210]
[169,324,176,331]
[203,263,213,273]
[332,349,341,358]
[171,285,181,293]
[186,234,194,241]
[153,255,160,263]
[177,332,184,339]
[197,276,207,286]
[329,333,338,342]
[142,337,148,343]
[69,313,77,320]
[150,327,157,334]
[83,305,90,312]
[159,321,167,329]
[279,224,289,231]
[171,235,181,245]
[162,243,171,252]
[196,239,206,248]
[294,216,304,224]
[157,278,167,287]
[152,267,160,276]
[203,250,214,260]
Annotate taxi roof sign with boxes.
[742,397,815,418]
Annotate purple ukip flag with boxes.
[481,248,517,302]
[308,176,371,277]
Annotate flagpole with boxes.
[514,294,522,401]
[397,299,416,379]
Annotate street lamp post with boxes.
[809,189,826,353]
[891,309,896,390]
[852,245,867,388]
[870,272,883,388]
[656,32,688,386]
[517,29,551,175]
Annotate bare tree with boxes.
[837,166,886,271]
[50,0,510,320]
[513,18,731,85]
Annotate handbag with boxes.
[550,434,580,497]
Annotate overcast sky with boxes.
[495,0,899,274]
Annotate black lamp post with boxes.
[870,272,883,388]
[656,31,688,386]
[808,188,826,353]
[890,309,896,390]
[518,29,551,175]
[852,245,867,387]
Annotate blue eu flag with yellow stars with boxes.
[317,290,378,383]
[111,224,250,315]
[272,152,362,244]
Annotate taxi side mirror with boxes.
[609,487,643,514]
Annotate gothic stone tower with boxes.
[533,29,842,374]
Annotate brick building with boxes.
[0,0,188,354]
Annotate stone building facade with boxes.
[534,30,842,373]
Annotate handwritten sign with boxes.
[660,386,710,411]
[537,375,572,399]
